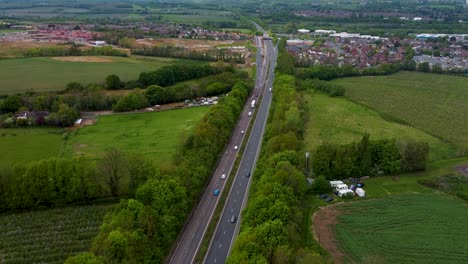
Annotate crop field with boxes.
[0,56,178,95]
[0,204,112,264]
[303,92,454,160]
[0,128,64,169]
[332,72,468,153]
[333,193,468,264]
[64,106,209,162]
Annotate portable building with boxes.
[355,188,366,197]
[330,180,344,188]
[338,189,354,197]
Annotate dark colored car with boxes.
[357,182,365,188]
[230,215,237,223]
[325,197,334,203]
[246,172,251,178]
[319,194,329,199]
[213,189,220,196]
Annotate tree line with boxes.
[131,46,245,63]
[312,134,430,181]
[228,74,322,263]
[64,81,252,263]
[24,45,128,58]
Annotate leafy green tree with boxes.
[418,62,431,72]
[400,140,430,172]
[0,95,22,114]
[65,253,103,264]
[106,74,121,90]
[105,229,128,261]
[311,176,331,194]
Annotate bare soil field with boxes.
[136,38,246,50]
[51,56,116,62]
[313,204,345,264]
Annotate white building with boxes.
[314,29,337,35]
[298,29,311,34]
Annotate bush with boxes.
[311,176,331,194]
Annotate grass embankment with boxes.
[0,204,114,264]
[64,107,209,162]
[0,56,177,94]
[335,193,468,264]
[303,92,455,161]
[332,72,468,153]
[0,128,64,169]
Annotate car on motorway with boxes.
[246,172,251,178]
[213,189,220,196]
[241,130,245,134]
[230,215,237,223]
[234,145,238,150]
[221,174,226,179]
[248,111,252,117]
[269,87,272,92]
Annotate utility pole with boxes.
[305,152,310,177]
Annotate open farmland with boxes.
[64,107,209,162]
[332,72,468,154]
[0,204,112,264]
[0,56,178,95]
[304,92,454,160]
[329,193,468,264]
[0,128,64,169]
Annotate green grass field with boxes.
[64,107,209,162]
[0,56,178,95]
[332,72,468,153]
[335,193,468,264]
[0,128,64,169]
[303,92,455,160]
[0,204,112,264]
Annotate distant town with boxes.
[286,29,468,71]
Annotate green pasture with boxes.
[0,56,178,95]
[0,128,64,169]
[64,107,209,162]
[332,72,468,153]
[303,92,455,161]
[0,204,112,264]
[335,192,468,264]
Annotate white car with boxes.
[221,174,226,179]
[248,111,252,117]
[241,130,245,134]
[234,145,238,150]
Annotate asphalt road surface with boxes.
[168,35,270,264]
[203,38,278,264]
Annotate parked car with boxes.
[319,194,329,199]
[221,174,226,179]
[230,215,237,223]
[325,197,334,202]
[213,189,220,196]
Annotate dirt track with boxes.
[51,56,116,62]
[313,204,345,264]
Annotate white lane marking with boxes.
[219,243,222,248]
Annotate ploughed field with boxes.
[332,193,468,264]
[0,204,112,264]
[332,72,468,154]
[0,56,177,95]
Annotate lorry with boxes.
[251,99,256,109]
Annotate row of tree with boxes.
[65,81,252,263]
[0,150,157,212]
[132,46,245,63]
[228,74,322,263]
[312,135,430,181]
[297,78,345,97]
